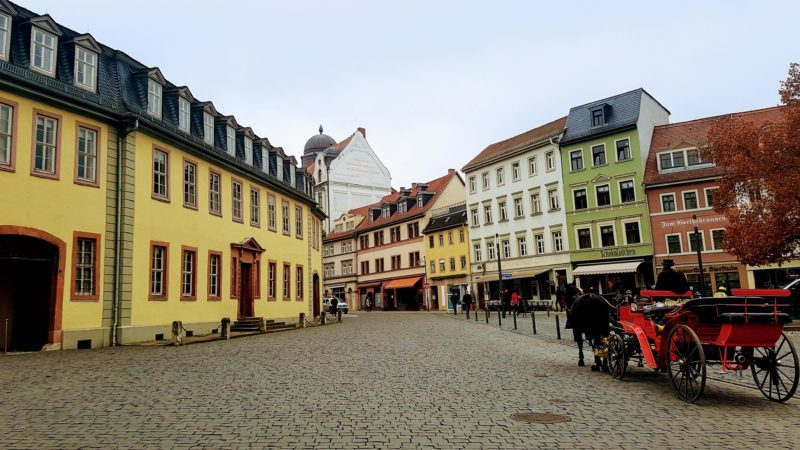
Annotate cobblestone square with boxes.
[2,312,799,449]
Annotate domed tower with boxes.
[302,125,337,169]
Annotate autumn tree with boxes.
[701,63,800,266]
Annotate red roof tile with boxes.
[644,106,787,186]
[462,116,566,172]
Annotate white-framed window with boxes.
[502,239,511,258]
[76,126,98,183]
[682,190,699,210]
[459,229,464,243]
[147,79,162,118]
[528,156,537,176]
[483,204,493,224]
[511,161,520,181]
[296,266,304,299]
[244,136,253,165]
[513,197,524,218]
[552,230,563,252]
[487,241,496,260]
[209,171,221,215]
[705,187,717,208]
[150,244,167,296]
[226,126,236,156]
[498,200,508,221]
[282,200,291,234]
[576,227,592,250]
[439,259,445,273]
[481,171,489,190]
[496,167,504,185]
[473,243,482,262]
[469,176,476,193]
[711,228,725,250]
[0,102,13,166]
[231,180,243,222]
[268,262,276,298]
[573,188,588,210]
[74,46,97,91]
[342,260,353,275]
[661,193,676,212]
[203,112,214,145]
[250,188,260,227]
[183,160,197,208]
[178,97,191,132]
[382,206,390,219]
[592,144,606,166]
[530,192,541,214]
[208,253,220,298]
[599,223,615,247]
[688,230,705,252]
[74,237,96,297]
[545,151,555,171]
[470,207,479,227]
[417,196,423,208]
[460,256,467,270]
[619,180,636,203]
[295,206,303,238]
[596,184,611,207]
[398,201,407,214]
[658,150,685,171]
[666,234,682,254]
[181,249,196,298]
[31,27,57,76]
[34,114,58,175]
[0,14,10,61]
[535,233,545,255]
[548,188,559,211]
[569,149,584,171]
[517,236,527,256]
[615,138,632,161]
[622,220,641,245]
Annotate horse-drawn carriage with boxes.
[606,289,799,402]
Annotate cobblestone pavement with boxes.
[2,313,800,449]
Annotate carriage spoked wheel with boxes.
[667,325,706,403]
[751,333,799,402]
[608,334,627,380]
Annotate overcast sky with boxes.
[23,0,800,185]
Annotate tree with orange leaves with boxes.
[702,63,800,266]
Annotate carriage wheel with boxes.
[751,333,799,402]
[608,334,627,380]
[667,325,706,403]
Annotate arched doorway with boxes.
[312,273,320,317]
[0,227,65,351]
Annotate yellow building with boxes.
[422,203,471,311]
[0,4,323,350]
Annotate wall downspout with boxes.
[111,119,138,346]
[326,165,332,231]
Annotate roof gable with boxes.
[463,116,566,172]
[231,237,265,253]
[28,15,63,36]
[71,34,101,53]
[0,0,18,15]
[562,89,646,145]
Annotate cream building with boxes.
[321,212,364,310]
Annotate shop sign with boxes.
[660,216,726,229]
[677,264,739,274]
[600,247,637,258]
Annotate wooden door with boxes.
[239,263,253,318]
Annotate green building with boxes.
[559,89,669,294]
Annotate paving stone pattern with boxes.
[1,312,800,449]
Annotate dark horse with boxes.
[569,293,614,371]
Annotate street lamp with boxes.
[496,233,505,319]
[421,255,430,312]
[692,214,706,297]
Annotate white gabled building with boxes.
[302,126,392,232]
[462,117,572,303]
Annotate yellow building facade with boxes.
[0,4,323,350]
[422,203,471,311]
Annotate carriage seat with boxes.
[718,312,792,325]
[642,306,676,318]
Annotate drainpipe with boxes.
[111,118,138,347]
[326,164,332,232]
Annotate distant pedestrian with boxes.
[502,288,511,318]
[462,292,473,319]
[365,292,373,311]
[511,291,520,314]
[713,285,728,298]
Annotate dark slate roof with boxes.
[561,88,667,145]
[0,1,316,206]
[463,116,566,172]
[422,203,468,234]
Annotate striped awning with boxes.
[383,276,423,290]
[572,260,642,276]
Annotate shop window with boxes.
[714,272,741,290]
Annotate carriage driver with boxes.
[654,259,690,297]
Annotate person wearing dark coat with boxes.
[502,288,512,318]
[569,292,613,371]
[462,292,473,319]
[655,259,690,293]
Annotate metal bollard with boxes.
[513,309,517,330]
[475,306,478,322]
[547,305,550,318]
[531,312,537,335]
[221,317,231,339]
[299,312,306,329]
[337,310,343,322]
[172,321,183,345]
[555,315,562,340]
[320,311,327,325]
[4,318,8,354]
[497,305,502,327]
[485,305,489,324]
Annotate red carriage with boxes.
[607,289,799,402]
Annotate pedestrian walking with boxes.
[462,291,473,319]
[502,288,511,318]
[365,292,373,311]
[511,291,520,314]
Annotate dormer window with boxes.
[398,201,407,214]
[226,126,235,156]
[178,97,190,133]
[382,206,390,218]
[0,14,11,61]
[31,27,57,76]
[74,46,97,91]
[147,79,162,118]
[244,137,253,165]
[203,112,214,145]
[417,196,423,208]
[590,105,606,127]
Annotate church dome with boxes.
[304,125,337,154]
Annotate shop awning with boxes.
[572,260,642,276]
[383,276,423,290]
[508,268,551,279]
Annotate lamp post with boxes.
[496,233,505,319]
[692,214,706,297]
[421,255,430,312]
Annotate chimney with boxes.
[448,168,456,175]
[357,127,366,138]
